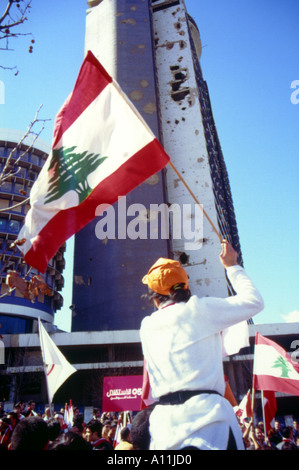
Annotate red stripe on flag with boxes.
[253,374,299,396]
[53,51,112,147]
[24,139,169,273]
[46,364,55,376]
[263,390,276,435]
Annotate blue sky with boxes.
[1,0,298,331]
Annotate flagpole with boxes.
[251,388,256,426]
[168,160,223,243]
[38,318,53,417]
[261,390,267,438]
[251,332,258,427]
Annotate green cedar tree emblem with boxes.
[272,356,292,378]
[45,146,108,205]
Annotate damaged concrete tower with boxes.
[71,0,242,332]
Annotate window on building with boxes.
[0,218,7,231]
[8,220,20,233]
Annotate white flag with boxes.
[39,319,77,403]
[221,320,249,357]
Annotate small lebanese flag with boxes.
[64,400,74,429]
[253,332,299,396]
[19,51,170,273]
[234,389,252,422]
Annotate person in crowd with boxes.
[42,407,52,422]
[249,425,269,450]
[24,400,38,417]
[130,406,155,450]
[54,412,67,432]
[13,402,25,421]
[10,416,49,450]
[139,240,264,450]
[114,426,133,450]
[102,421,112,442]
[85,419,113,450]
[100,412,110,424]
[241,419,255,450]
[267,428,279,450]
[92,408,101,421]
[107,421,117,445]
[257,421,265,434]
[73,406,80,418]
[276,427,298,450]
[50,430,92,450]
[71,413,86,437]
[292,419,299,441]
[270,420,283,446]
[0,411,19,449]
[47,418,62,448]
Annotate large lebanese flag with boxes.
[253,332,299,396]
[18,51,170,273]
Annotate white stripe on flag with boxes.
[253,344,299,380]
[22,81,155,249]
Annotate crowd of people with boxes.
[0,399,298,450]
[0,401,134,451]
[241,417,299,450]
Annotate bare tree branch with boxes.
[0,104,51,187]
[0,0,31,30]
[0,105,52,300]
[0,0,33,71]
[0,197,30,212]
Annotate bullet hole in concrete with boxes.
[166,42,174,50]
[169,65,189,102]
[172,89,190,102]
[171,78,182,91]
[179,252,189,264]
[174,71,187,81]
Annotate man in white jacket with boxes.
[140,240,264,450]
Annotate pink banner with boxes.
[102,375,143,412]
